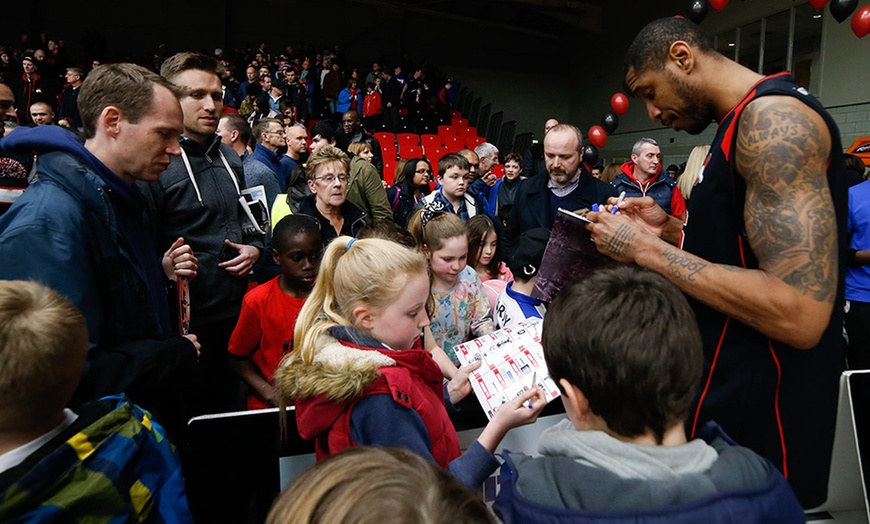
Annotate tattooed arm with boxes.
[586,96,835,349]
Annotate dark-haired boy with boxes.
[494,266,804,522]
[420,154,479,221]
[494,227,548,329]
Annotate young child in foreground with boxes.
[229,215,323,409]
[494,266,805,523]
[266,447,495,524]
[275,236,545,489]
[0,280,192,522]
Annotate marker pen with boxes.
[611,191,626,214]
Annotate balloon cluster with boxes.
[584,93,629,165]
[688,0,870,37]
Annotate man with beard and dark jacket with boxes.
[0,64,200,441]
[503,124,617,258]
[138,52,264,415]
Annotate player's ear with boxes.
[669,41,694,73]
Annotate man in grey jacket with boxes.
[139,52,264,414]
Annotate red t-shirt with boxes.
[228,276,307,409]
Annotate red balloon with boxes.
[588,126,607,149]
[809,0,830,9]
[852,5,870,37]
[709,0,728,11]
[610,93,629,115]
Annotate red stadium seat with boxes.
[401,145,423,158]
[382,145,398,161]
[437,125,457,143]
[420,134,442,152]
[491,164,505,178]
[444,135,464,153]
[374,132,395,146]
[397,133,419,151]
[469,136,486,148]
[451,116,469,127]
[383,160,396,187]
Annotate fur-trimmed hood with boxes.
[275,326,443,442]
[275,329,395,405]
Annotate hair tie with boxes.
[346,237,358,250]
[420,200,447,226]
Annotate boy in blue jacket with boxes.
[494,266,805,523]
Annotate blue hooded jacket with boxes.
[0,126,170,347]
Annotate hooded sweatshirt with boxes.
[494,419,804,523]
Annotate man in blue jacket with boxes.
[0,63,200,441]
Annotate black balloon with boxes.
[582,144,599,167]
[688,0,709,24]
[830,0,858,23]
[601,111,619,135]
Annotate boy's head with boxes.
[272,215,324,295]
[542,266,703,444]
[503,152,522,180]
[437,154,470,201]
[507,228,549,282]
[0,281,89,428]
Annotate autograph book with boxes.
[453,318,560,420]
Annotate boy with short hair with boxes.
[494,266,804,522]
[420,153,478,221]
[0,280,193,522]
[494,227,548,329]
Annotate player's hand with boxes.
[219,240,260,278]
[607,196,669,237]
[447,360,481,405]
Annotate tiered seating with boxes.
[374,132,395,147]
[374,112,486,185]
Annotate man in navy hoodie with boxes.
[0,63,200,441]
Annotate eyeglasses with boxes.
[315,174,349,184]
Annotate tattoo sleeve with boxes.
[736,97,836,304]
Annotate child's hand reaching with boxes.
[476,386,547,453]
[446,361,481,405]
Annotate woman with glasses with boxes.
[298,146,366,245]
[387,157,433,227]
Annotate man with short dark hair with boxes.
[611,137,686,218]
[139,52,264,414]
[217,112,252,159]
[0,64,199,439]
[380,68,402,132]
[342,109,382,176]
[587,16,847,507]
[28,102,54,126]
[504,124,617,257]
[244,117,286,206]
